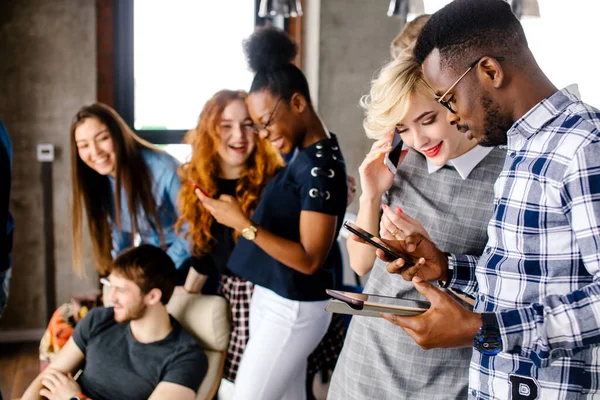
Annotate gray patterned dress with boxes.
[328,147,506,399]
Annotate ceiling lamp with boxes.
[387,0,425,18]
[258,0,303,18]
[506,0,541,19]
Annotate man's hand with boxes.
[39,369,82,400]
[375,233,449,282]
[380,276,482,349]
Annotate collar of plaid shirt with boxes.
[447,84,600,399]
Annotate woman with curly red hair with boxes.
[198,27,348,399]
[176,89,283,393]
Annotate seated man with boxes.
[22,244,207,400]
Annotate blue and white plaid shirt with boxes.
[449,85,600,399]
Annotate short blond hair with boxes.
[390,14,431,59]
[360,53,435,139]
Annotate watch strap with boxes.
[438,253,454,289]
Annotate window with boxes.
[520,1,600,107]
[114,0,270,144]
[414,0,600,108]
[134,1,255,132]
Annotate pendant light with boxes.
[258,0,303,18]
[387,0,425,18]
[506,0,541,19]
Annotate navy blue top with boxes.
[228,134,347,301]
[0,120,13,272]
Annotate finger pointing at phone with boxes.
[196,190,250,233]
[380,204,431,241]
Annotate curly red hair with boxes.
[176,90,283,257]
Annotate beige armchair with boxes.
[167,291,232,400]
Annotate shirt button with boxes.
[509,151,516,158]
[471,390,477,397]
[479,294,486,302]
[485,247,491,254]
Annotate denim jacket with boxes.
[108,149,190,269]
[0,120,13,272]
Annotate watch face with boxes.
[474,333,502,356]
[242,228,256,240]
[480,339,502,355]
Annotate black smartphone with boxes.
[384,133,404,174]
[343,221,414,266]
[325,289,429,313]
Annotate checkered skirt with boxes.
[217,274,254,382]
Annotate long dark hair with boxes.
[70,103,165,276]
[244,26,312,102]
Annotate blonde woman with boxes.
[328,39,506,400]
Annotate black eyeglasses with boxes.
[255,97,284,132]
[436,56,505,114]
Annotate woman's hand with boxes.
[359,133,408,201]
[182,268,207,294]
[379,204,431,241]
[196,190,250,232]
[347,175,358,206]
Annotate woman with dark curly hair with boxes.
[176,90,283,393]
[196,27,348,399]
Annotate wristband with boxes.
[438,253,454,288]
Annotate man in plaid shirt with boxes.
[376,0,600,399]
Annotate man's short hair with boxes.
[414,0,528,71]
[111,244,177,305]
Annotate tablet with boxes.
[325,289,429,318]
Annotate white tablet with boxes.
[325,290,429,318]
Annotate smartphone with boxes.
[325,289,429,313]
[384,133,404,174]
[186,178,210,197]
[343,221,414,266]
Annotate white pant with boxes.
[218,378,235,400]
[233,285,331,400]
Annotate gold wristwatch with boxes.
[241,222,258,241]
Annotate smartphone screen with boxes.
[343,221,414,266]
[384,133,404,174]
[325,289,367,308]
[326,289,430,312]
